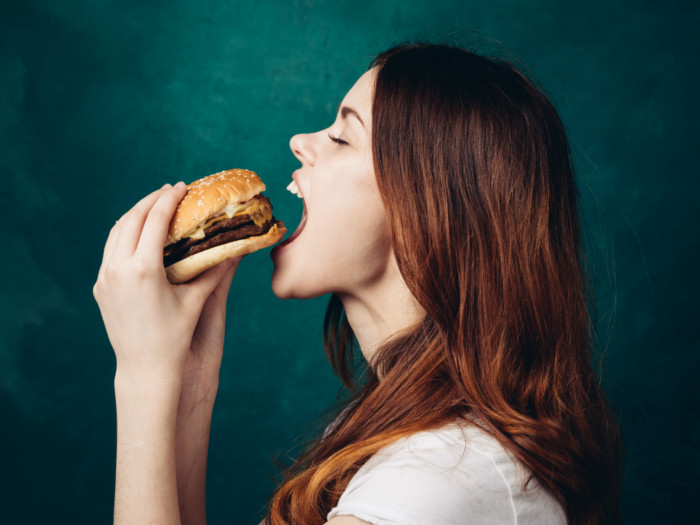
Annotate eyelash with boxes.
[328,133,348,146]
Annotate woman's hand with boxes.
[94,182,241,524]
[184,259,239,385]
[93,182,239,387]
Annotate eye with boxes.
[328,133,349,146]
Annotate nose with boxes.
[290,133,317,167]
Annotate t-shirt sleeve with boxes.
[326,426,519,525]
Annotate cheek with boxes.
[272,197,391,299]
[316,174,386,240]
[312,193,392,284]
[272,160,390,298]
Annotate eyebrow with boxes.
[337,103,365,128]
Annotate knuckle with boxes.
[192,288,208,305]
[127,197,154,220]
[93,272,111,301]
[185,287,206,308]
[131,257,157,279]
[149,204,171,222]
[135,195,155,211]
[103,263,118,280]
[107,222,121,239]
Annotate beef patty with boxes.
[164,215,276,267]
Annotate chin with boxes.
[270,272,321,300]
[270,270,294,300]
[270,246,295,299]
[270,258,304,299]
[270,257,335,301]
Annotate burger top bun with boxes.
[167,169,266,245]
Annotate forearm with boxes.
[114,372,182,525]
[176,377,218,525]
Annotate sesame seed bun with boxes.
[167,169,267,244]
[163,169,286,284]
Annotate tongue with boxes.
[282,209,307,246]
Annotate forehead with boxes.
[341,68,376,120]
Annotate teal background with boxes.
[1,0,697,523]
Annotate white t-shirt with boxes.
[327,420,566,525]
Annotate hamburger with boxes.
[163,169,286,283]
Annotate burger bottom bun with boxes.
[165,222,286,284]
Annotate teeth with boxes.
[286,180,303,199]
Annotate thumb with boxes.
[215,260,239,299]
[185,256,242,307]
[196,262,239,338]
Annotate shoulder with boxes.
[326,518,373,525]
[327,420,566,525]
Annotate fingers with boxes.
[136,182,188,261]
[185,257,242,308]
[190,262,238,348]
[100,218,124,271]
[212,258,241,300]
[112,184,176,259]
[97,185,167,280]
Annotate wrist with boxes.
[181,368,220,402]
[178,377,219,422]
[114,368,183,406]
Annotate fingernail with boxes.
[175,181,186,188]
[162,183,172,189]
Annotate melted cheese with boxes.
[185,197,272,240]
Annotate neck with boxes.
[337,258,425,366]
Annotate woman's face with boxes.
[271,68,393,300]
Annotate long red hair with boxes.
[267,43,622,525]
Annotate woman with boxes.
[94,43,623,524]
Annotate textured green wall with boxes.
[1,1,697,523]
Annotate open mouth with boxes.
[280,204,306,247]
[275,179,307,251]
